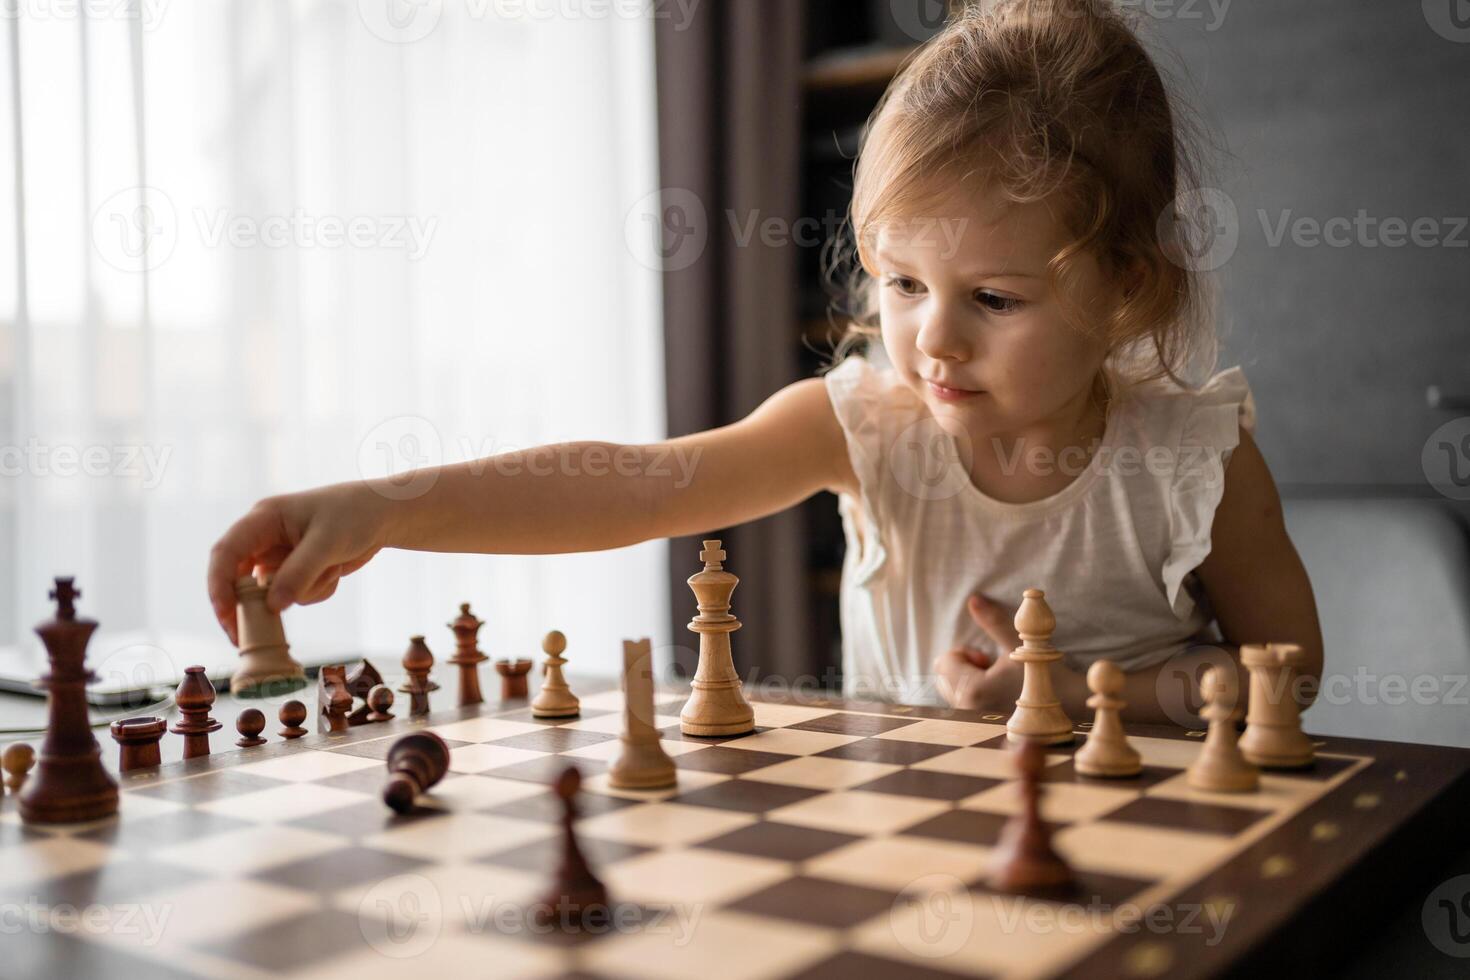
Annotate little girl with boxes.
[208,0,1322,724]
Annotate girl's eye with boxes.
[885,275,922,296]
[977,291,1024,314]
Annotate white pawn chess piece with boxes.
[1074,660,1141,777]
[1005,589,1074,746]
[1239,643,1316,769]
[531,631,580,718]
[609,639,676,789]
[1187,666,1258,793]
[679,540,755,737]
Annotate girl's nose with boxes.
[915,305,972,363]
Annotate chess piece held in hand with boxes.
[1074,660,1141,778]
[231,572,307,697]
[1004,589,1074,746]
[679,540,755,737]
[19,578,119,823]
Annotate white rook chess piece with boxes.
[232,572,307,697]
[1074,660,1141,777]
[609,638,676,789]
[679,540,755,737]
[1239,642,1315,769]
[1187,665,1258,793]
[1005,589,1074,746]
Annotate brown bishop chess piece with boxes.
[3,743,36,797]
[1005,589,1074,746]
[345,660,385,726]
[366,685,395,722]
[382,731,451,814]
[495,659,532,700]
[231,572,307,697]
[236,709,268,748]
[531,631,579,718]
[534,765,611,929]
[986,738,1076,896]
[318,665,352,734]
[171,665,222,761]
[609,639,676,789]
[278,700,308,739]
[399,636,435,717]
[448,603,489,706]
[1239,643,1316,769]
[19,578,118,824]
[110,717,166,772]
[679,540,754,737]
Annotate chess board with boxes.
[3,688,1468,980]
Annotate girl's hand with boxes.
[932,594,1024,711]
[207,482,389,644]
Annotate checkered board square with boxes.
[3,689,1467,980]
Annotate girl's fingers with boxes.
[967,593,1021,654]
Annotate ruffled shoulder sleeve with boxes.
[1152,366,1257,619]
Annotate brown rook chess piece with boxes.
[399,637,435,717]
[19,579,119,824]
[534,765,611,928]
[171,665,222,761]
[448,603,489,706]
[319,665,353,734]
[236,709,268,748]
[609,638,676,789]
[110,717,167,772]
[231,572,307,697]
[986,738,1076,896]
[495,659,532,700]
[531,631,580,718]
[382,732,451,814]
[679,540,754,737]
[278,700,308,739]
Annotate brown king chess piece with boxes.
[231,572,307,697]
[495,658,532,700]
[448,603,488,706]
[171,665,222,760]
[382,731,451,814]
[399,636,435,717]
[318,665,352,734]
[110,717,167,772]
[18,578,119,824]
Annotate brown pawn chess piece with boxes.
[1005,589,1074,746]
[448,603,489,706]
[366,684,395,722]
[1239,643,1316,769]
[609,639,676,789]
[236,708,268,748]
[986,739,1076,896]
[1074,660,1141,778]
[278,700,308,739]
[170,665,223,761]
[532,631,580,718]
[1187,666,1259,793]
[382,731,450,814]
[534,765,611,928]
[3,743,35,796]
[679,540,755,737]
[318,665,352,734]
[399,636,435,717]
[109,717,166,772]
[345,660,385,726]
[231,572,307,697]
[18,578,118,824]
[495,659,532,700]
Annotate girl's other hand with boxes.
[933,593,1024,711]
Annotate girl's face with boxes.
[873,179,1117,443]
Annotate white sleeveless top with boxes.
[822,353,1256,705]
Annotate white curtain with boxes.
[0,0,668,684]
